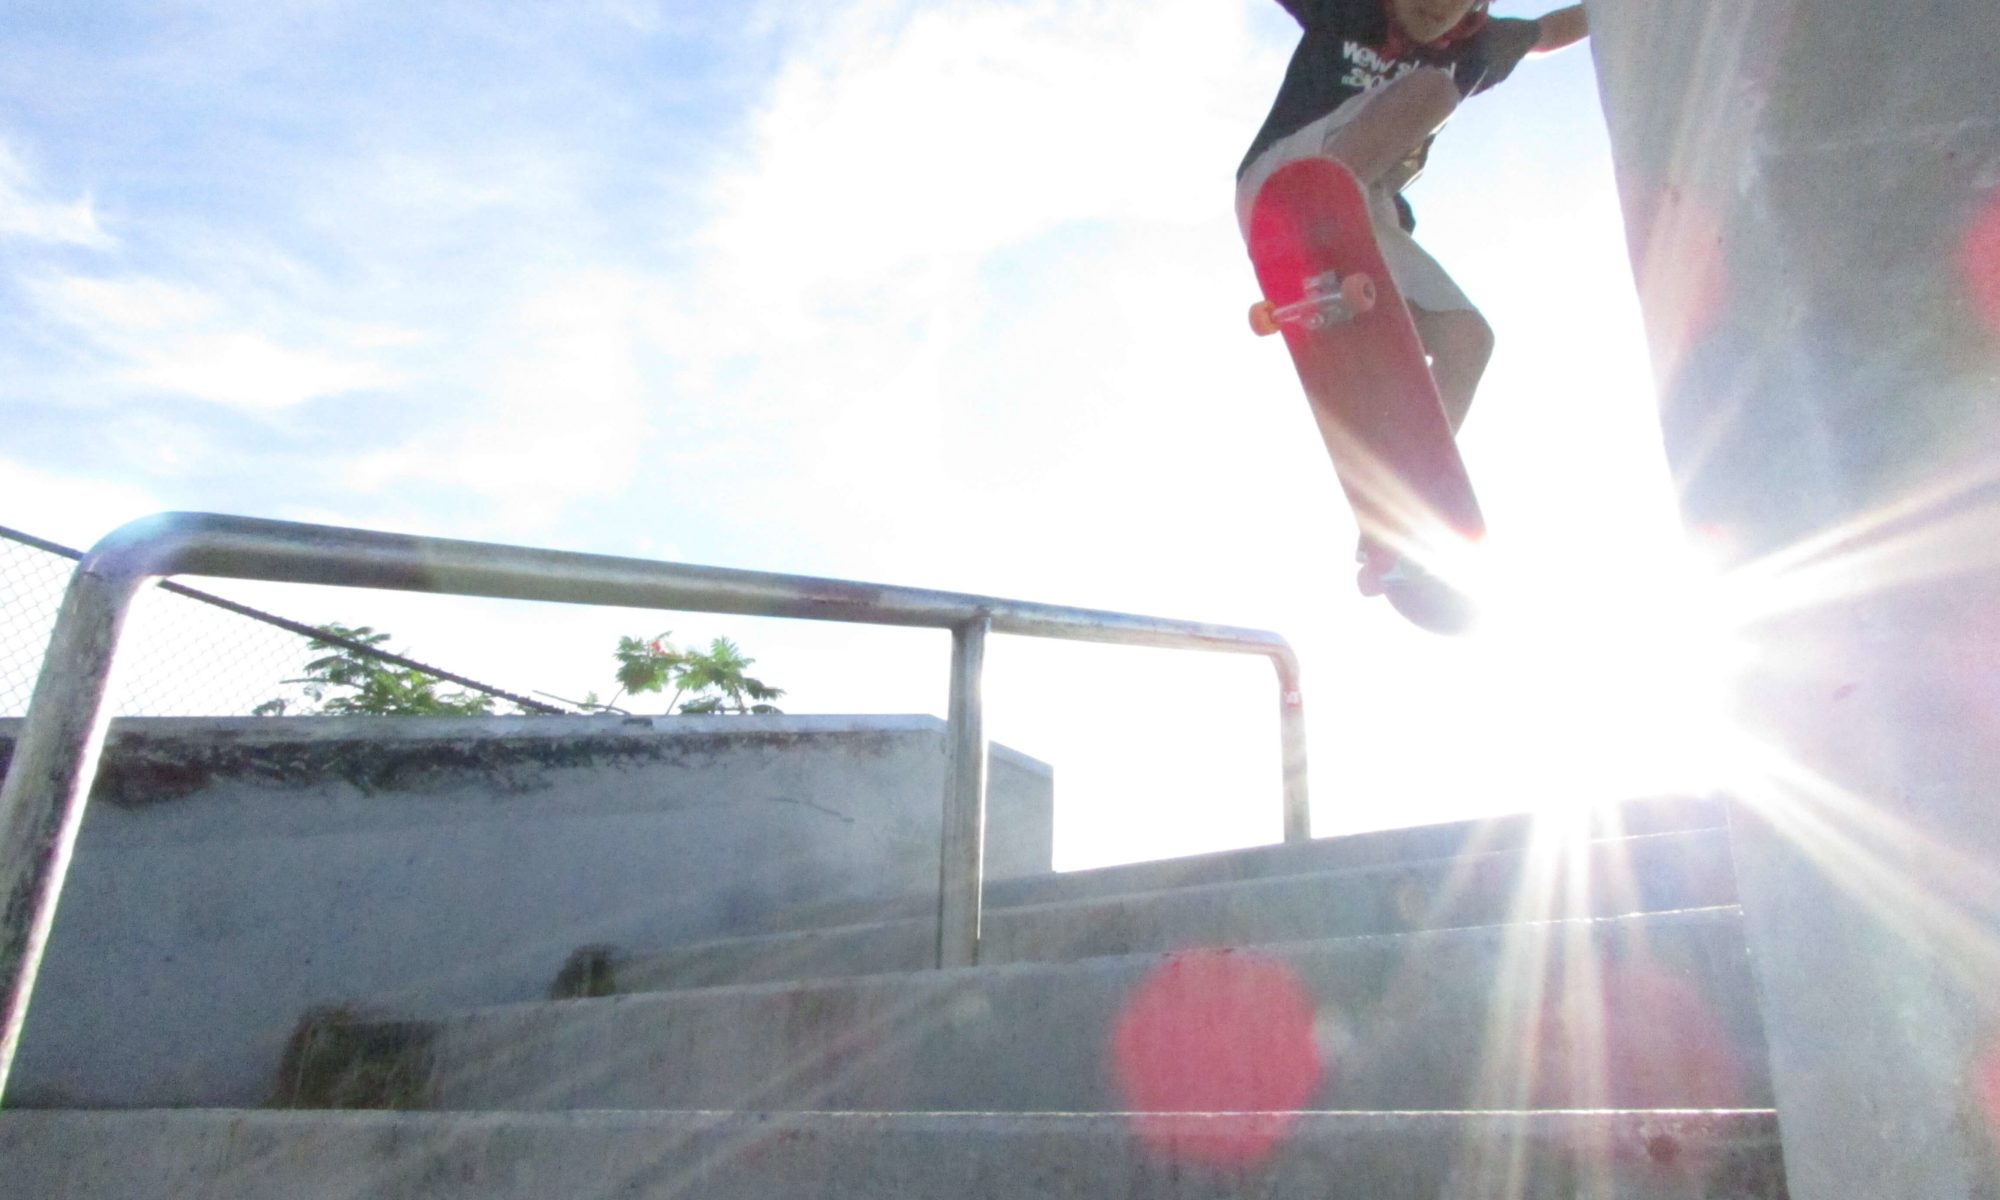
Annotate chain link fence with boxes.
[1,524,561,719]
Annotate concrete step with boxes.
[753,794,1732,936]
[0,1107,1787,1199]
[616,826,1738,992]
[327,907,1769,1114]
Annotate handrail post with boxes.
[936,614,990,969]
[1276,657,1311,842]
[1,568,143,1104]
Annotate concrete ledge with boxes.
[0,1108,1786,1200]
[0,715,1051,1108]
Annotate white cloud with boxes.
[341,269,650,528]
[0,141,113,248]
[585,0,670,35]
[32,274,217,331]
[608,0,1285,579]
[24,271,405,411]
[122,330,400,411]
[340,323,432,351]
[0,459,162,550]
[308,147,587,239]
[706,0,1270,306]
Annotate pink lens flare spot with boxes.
[1530,962,1750,1181]
[1622,180,1730,384]
[1939,605,2000,742]
[1974,1038,2000,1143]
[1533,961,1749,1111]
[1959,189,2000,337]
[1110,948,1323,1166]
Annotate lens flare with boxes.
[1621,178,1729,385]
[1532,960,1748,1110]
[1959,189,2000,337]
[1110,948,1321,1165]
[1975,1037,2000,1146]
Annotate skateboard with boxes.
[1246,156,1483,635]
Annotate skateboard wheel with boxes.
[1249,300,1280,337]
[1342,273,1376,314]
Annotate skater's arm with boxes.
[1530,4,1588,52]
[1453,7,1585,96]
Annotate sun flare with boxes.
[1450,530,1752,807]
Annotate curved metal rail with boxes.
[0,512,1308,1100]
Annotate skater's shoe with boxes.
[1355,540,1395,597]
[1381,557,1478,635]
[1357,539,1479,635]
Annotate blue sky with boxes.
[1,1,1722,866]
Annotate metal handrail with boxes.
[0,523,565,715]
[0,512,1308,1101]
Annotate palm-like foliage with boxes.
[671,637,784,714]
[256,624,496,716]
[594,633,784,716]
[254,625,783,719]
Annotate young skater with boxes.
[1238,0,1588,593]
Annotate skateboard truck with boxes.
[1249,271,1377,337]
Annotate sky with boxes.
[0,0,1726,868]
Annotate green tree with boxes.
[672,636,785,714]
[255,624,497,717]
[586,633,784,716]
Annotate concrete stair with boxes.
[618,824,1739,990]
[422,907,1764,1113]
[728,794,1737,934]
[1,1109,1784,1199]
[0,798,1787,1197]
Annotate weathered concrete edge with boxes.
[620,825,1742,976]
[0,1107,1787,1200]
[0,714,1050,772]
[433,903,1755,1026]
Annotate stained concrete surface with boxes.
[1591,0,2000,1193]
[0,1108,1787,1200]
[0,715,1049,1108]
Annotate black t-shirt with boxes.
[1238,0,1541,180]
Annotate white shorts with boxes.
[1235,84,1475,316]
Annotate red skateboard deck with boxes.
[1246,156,1483,633]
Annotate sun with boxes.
[1449,528,1752,808]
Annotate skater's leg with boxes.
[1409,305,1494,433]
[1232,68,1456,238]
[1319,68,1459,187]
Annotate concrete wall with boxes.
[1591,1,2000,1195]
[0,714,1051,1108]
